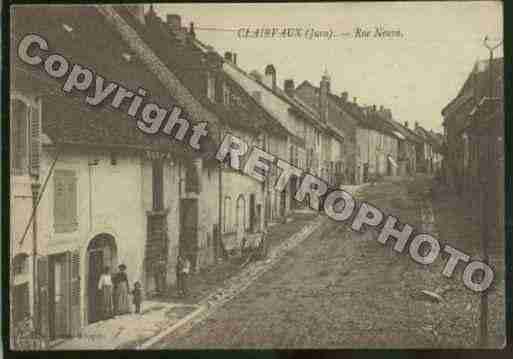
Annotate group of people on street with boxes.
[97,254,191,321]
[97,264,142,321]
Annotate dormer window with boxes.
[62,23,73,33]
[122,53,132,62]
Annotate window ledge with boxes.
[146,208,169,216]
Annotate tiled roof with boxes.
[12,6,215,157]
[119,8,285,136]
[223,62,326,131]
[442,57,503,116]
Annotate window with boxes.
[223,196,232,233]
[13,282,30,323]
[11,97,40,177]
[223,84,231,106]
[110,152,118,166]
[152,160,164,210]
[11,99,29,175]
[185,161,201,194]
[13,254,29,276]
[54,170,78,233]
[207,72,216,102]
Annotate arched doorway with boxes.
[86,233,117,324]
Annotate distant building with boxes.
[441,57,503,237]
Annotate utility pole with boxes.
[479,35,502,348]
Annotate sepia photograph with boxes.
[7,1,505,350]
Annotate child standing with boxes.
[176,254,191,298]
[132,281,142,314]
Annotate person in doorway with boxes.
[113,264,130,315]
[132,281,142,314]
[98,266,114,320]
[175,254,191,298]
[153,259,167,296]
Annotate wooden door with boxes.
[236,197,245,244]
[37,257,50,339]
[280,190,286,217]
[53,254,70,338]
[70,250,81,337]
[87,250,103,324]
[249,194,255,232]
[180,198,198,270]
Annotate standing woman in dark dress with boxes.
[114,264,130,315]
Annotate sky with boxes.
[155,1,503,133]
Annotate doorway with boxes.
[280,190,286,218]
[180,198,199,272]
[86,234,117,324]
[249,194,256,232]
[289,177,298,210]
[48,253,70,340]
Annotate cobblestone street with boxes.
[153,176,505,349]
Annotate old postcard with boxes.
[8,2,504,350]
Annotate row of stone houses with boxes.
[10,5,444,342]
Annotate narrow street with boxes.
[154,176,505,349]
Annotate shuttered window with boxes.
[11,98,41,177]
[152,160,164,211]
[29,103,41,177]
[54,170,78,233]
[11,99,29,176]
[185,162,201,194]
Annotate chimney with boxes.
[224,51,232,62]
[166,14,181,31]
[372,105,377,112]
[233,53,237,65]
[415,122,419,130]
[264,65,277,90]
[319,69,331,122]
[379,105,384,113]
[189,22,196,38]
[385,108,392,120]
[404,121,409,128]
[284,79,295,96]
[353,97,357,104]
[341,91,348,102]
[125,5,146,25]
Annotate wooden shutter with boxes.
[54,170,77,233]
[37,256,50,339]
[11,99,29,175]
[185,162,201,194]
[63,252,72,336]
[152,160,164,210]
[69,249,81,336]
[29,102,41,178]
[68,176,77,227]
